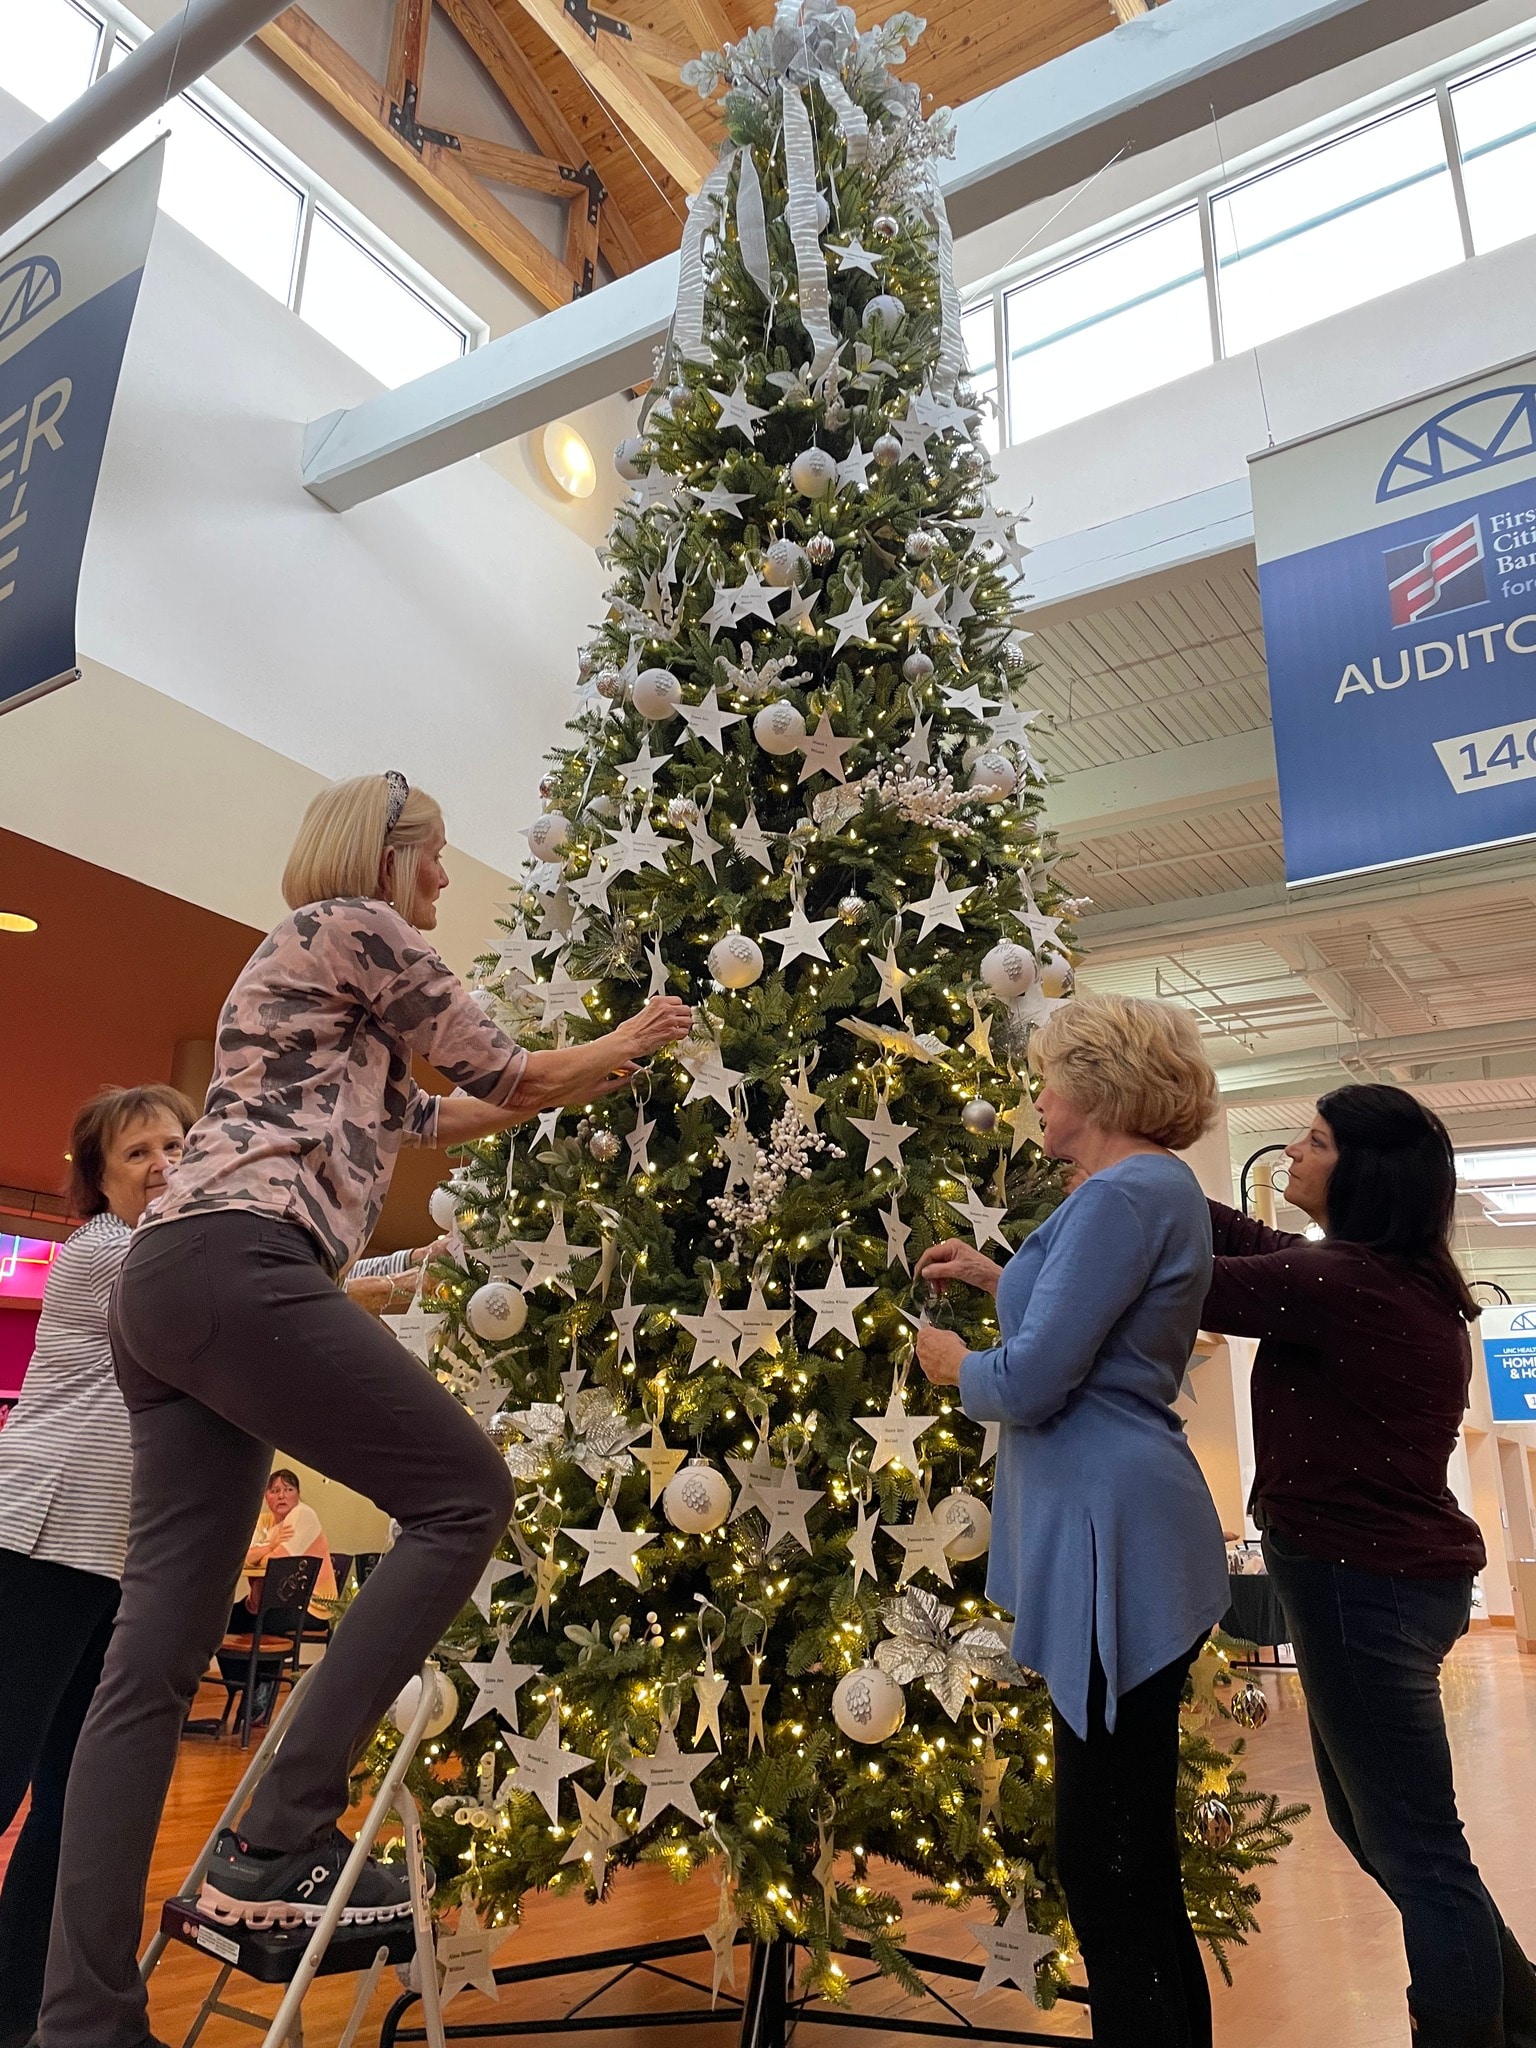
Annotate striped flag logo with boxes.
[1386,515,1486,627]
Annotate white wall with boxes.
[1,86,609,913]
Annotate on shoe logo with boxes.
[297,1865,329,1897]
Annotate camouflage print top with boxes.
[144,897,526,1273]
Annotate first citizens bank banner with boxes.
[1253,358,1536,885]
[0,141,163,716]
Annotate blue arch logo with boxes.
[1376,386,1536,503]
[1508,1308,1536,1333]
[0,255,62,344]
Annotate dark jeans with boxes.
[0,1551,119,2041]
[41,1212,514,2048]
[1051,1635,1211,2048]
[1263,1530,1503,2023]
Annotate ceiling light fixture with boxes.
[542,421,596,500]
[0,911,38,933]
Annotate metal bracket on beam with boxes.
[563,0,633,43]
[389,80,461,154]
[558,160,607,227]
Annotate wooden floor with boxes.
[5,1632,1534,2047]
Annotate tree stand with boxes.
[139,1661,450,2048]
[377,1926,1092,2047]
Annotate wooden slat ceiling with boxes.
[261,0,1133,311]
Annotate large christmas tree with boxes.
[383,0,1299,2009]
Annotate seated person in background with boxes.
[239,1469,336,1620]
[344,1237,447,1316]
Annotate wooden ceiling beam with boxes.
[1107,0,1153,19]
[497,0,716,189]
[258,7,577,310]
[386,0,432,111]
[668,0,734,58]
[455,132,581,196]
[599,14,693,81]
[434,0,650,273]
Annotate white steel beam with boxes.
[1044,727,1276,842]
[300,0,1489,511]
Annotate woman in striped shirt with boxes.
[0,1084,195,2048]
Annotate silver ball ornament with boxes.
[862,293,905,332]
[837,893,868,926]
[538,773,557,801]
[981,942,1038,1000]
[957,443,988,473]
[813,193,831,231]
[872,213,899,238]
[632,668,683,719]
[466,1282,528,1341]
[1228,1681,1269,1732]
[1194,1795,1234,1849]
[872,433,902,469]
[968,751,1018,800]
[666,796,700,828]
[614,436,646,479]
[523,811,570,860]
[937,1489,992,1559]
[902,650,934,683]
[806,533,836,566]
[832,1662,905,1743]
[662,1458,731,1533]
[588,1128,622,1164]
[764,538,808,587]
[789,447,838,500]
[428,1186,459,1231]
[1039,957,1075,1000]
[754,701,807,754]
[961,1098,998,1136]
[594,667,625,700]
[904,528,941,562]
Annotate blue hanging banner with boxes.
[0,140,164,717]
[1251,354,1536,886]
[1478,1306,1536,1424]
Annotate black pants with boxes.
[0,1551,119,2043]
[1263,1531,1505,2023]
[41,1212,514,2048]
[1051,1636,1211,2048]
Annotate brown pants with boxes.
[41,1211,513,2048]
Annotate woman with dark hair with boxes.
[0,1085,195,2048]
[1202,1084,1536,2048]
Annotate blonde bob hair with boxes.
[281,774,445,922]
[1030,992,1217,1152]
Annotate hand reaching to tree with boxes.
[915,1238,1006,1296]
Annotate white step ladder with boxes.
[139,1661,449,2048]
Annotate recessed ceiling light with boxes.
[542,421,597,499]
[0,912,38,933]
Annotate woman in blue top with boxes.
[917,992,1230,2048]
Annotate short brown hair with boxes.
[281,775,445,923]
[68,1085,198,1216]
[1031,994,1218,1151]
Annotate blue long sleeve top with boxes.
[958,1152,1230,1738]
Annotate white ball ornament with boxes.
[391,1665,458,1739]
[614,437,646,479]
[872,433,902,469]
[902,650,934,683]
[981,942,1038,1000]
[662,1458,731,1534]
[523,811,570,860]
[790,447,838,500]
[754,701,807,755]
[862,293,905,332]
[813,193,831,231]
[708,933,764,989]
[632,668,683,720]
[968,752,1018,801]
[1040,957,1075,1000]
[764,538,808,587]
[937,1490,992,1561]
[832,1662,905,1744]
[428,1185,460,1231]
[466,1282,528,1342]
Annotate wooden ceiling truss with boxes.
[260,0,1136,312]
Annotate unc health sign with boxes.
[1479,1305,1536,1423]
[0,141,163,716]
[1252,358,1536,884]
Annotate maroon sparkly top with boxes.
[1202,1204,1485,1579]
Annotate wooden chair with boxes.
[215,1554,322,1747]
